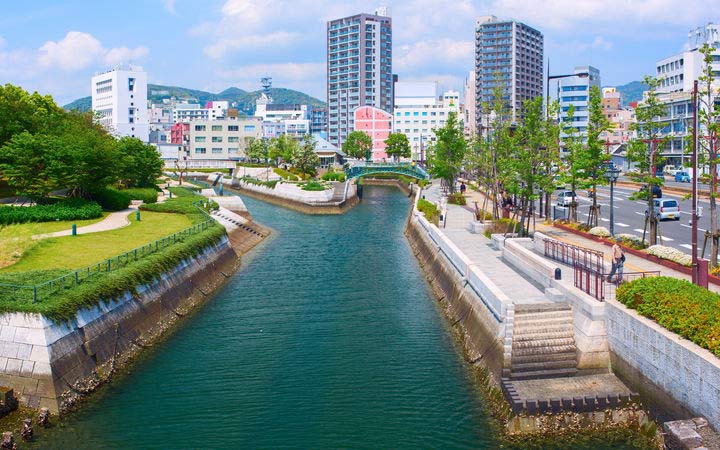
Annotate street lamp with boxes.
[604,165,621,236]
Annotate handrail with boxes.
[573,263,660,302]
[544,236,604,273]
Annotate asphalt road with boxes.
[550,184,716,258]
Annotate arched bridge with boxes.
[344,162,429,180]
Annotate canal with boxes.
[42,186,497,448]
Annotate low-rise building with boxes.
[186,118,263,167]
[353,105,392,161]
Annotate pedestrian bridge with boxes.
[344,162,430,180]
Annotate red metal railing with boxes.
[544,238,604,273]
[573,265,660,301]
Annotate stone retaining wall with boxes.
[227,181,358,215]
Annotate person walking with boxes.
[607,243,625,284]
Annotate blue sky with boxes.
[0,0,716,105]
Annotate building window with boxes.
[228,136,239,143]
[195,136,206,142]
[212,147,223,154]
[128,78,135,92]
[228,125,239,131]
[195,147,206,154]
[212,136,223,143]
[212,125,223,131]
[244,125,256,132]
[228,147,239,154]
[194,125,206,131]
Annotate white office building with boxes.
[463,71,477,136]
[187,118,263,166]
[91,65,149,141]
[392,81,461,161]
[656,23,720,94]
[558,65,600,142]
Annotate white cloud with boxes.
[162,0,177,14]
[591,36,613,51]
[0,36,6,49]
[37,31,148,71]
[203,31,299,59]
[215,62,326,97]
[396,39,473,72]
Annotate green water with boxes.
[41,186,496,448]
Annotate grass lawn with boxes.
[0,213,110,269]
[0,211,192,273]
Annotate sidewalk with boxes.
[461,187,720,295]
[32,206,138,239]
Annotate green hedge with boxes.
[417,198,440,225]
[321,171,346,182]
[300,181,327,191]
[122,187,158,204]
[140,187,213,222]
[0,224,227,321]
[448,193,466,205]
[92,187,132,211]
[240,177,279,189]
[483,218,524,238]
[274,168,299,181]
[0,199,103,224]
[617,277,720,357]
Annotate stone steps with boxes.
[510,304,578,380]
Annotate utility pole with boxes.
[692,80,699,284]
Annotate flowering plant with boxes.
[588,226,610,237]
[647,245,692,267]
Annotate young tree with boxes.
[697,43,720,266]
[342,131,373,160]
[578,85,612,227]
[429,112,466,194]
[292,135,320,176]
[627,75,667,246]
[268,134,298,164]
[117,137,164,187]
[384,132,411,162]
[561,104,584,222]
[246,137,269,163]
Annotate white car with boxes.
[557,191,577,207]
[646,198,680,221]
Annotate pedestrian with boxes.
[607,243,625,284]
[460,182,466,194]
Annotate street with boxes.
[550,184,716,258]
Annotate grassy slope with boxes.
[0,211,191,272]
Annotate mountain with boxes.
[613,80,647,106]
[63,84,326,114]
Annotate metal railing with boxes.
[544,237,604,273]
[573,264,660,301]
[0,203,218,303]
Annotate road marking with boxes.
[600,218,609,222]
[681,224,707,232]
[634,211,645,216]
[662,237,674,241]
[633,228,645,233]
[635,201,646,205]
[680,244,693,250]
[680,211,691,215]
[616,223,629,227]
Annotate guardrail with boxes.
[573,264,660,301]
[0,203,218,303]
[544,237,604,273]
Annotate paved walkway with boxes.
[32,206,138,239]
[424,183,551,305]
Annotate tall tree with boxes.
[117,137,164,187]
[627,75,667,246]
[246,137,269,163]
[384,132,411,162]
[268,134,298,163]
[578,85,612,227]
[342,131,373,160]
[292,135,320,176]
[429,112,466,194]
[697,43,720,266]
[0,132,58,201]
[0,84,63,148]
[561,104,584,222]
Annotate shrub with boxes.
[615,234,647,250]
[92,187,132,211]
[274,167,299,181]
[577,223,592,232]
[483,218,524,238]
[300,181,328,191]
[121,188,158,204]
[140,187,210,222]
[475,210,493,221]
[588,226,610,237]
[647,245,692,267]
[240,177,279,189]
[617,276,720,357]
[321,171,346,182]
[448,193,466,205]
[0,199,103,224]
[417,198,440,225]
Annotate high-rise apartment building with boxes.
[474,15,543,125]
[327,8,393,148]
[91,65,148,141]
[558,65,600,140]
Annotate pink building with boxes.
[353,106,392,161]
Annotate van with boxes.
[557,190,576,207]
[646,198,680,221]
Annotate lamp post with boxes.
[604,165,621,236]
[692,80,699,284]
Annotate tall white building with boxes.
[463,71,477,136]
[392,81,461,161]
[558,65,601,141]
[91,65,148,141]
[656,23,720,94]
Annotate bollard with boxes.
[698,258,709,289]
[554,268,562,280]
[136,210,141,221]
[169,191,173,199]
[71,224,77,236]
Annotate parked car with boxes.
[646,198,680,221]
[663,165,679,176]
[556,190,577,207]
[638,184,662,198]
[675,171,691,183]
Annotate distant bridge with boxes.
[344,162,430,180]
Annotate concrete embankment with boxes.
[0,222,268,414]
[224,178,359,215]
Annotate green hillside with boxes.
[613,80,647,106]
[63,84,326,113]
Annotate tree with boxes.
[117,137,164,187]
[245,137,269,163]
[384,132,411,162]
[627,75,667,246]
[696,43,720,266]
[0,84,63,148]
[292,135,320,176]
[268,134,299,164]
[0,132,58,201]
[577,85,611,227]
[561,104,584,222]
[342,131,373,160]
[429,112,466,194]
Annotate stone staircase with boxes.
[330,182,347,202]
[509,303,578,380]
